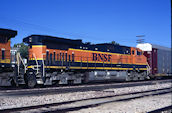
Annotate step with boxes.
[36,74,43,78]
[36,79,44,84]
[17,76,24,79]
[33,69,40,71]
[17,79,25,84]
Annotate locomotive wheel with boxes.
[27,72,37,88]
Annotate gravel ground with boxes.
[0,82,171,110]
[69,93,172,113]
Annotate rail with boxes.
[0,86,171,113]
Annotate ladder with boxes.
[15,53,27,85]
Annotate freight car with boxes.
[0,28,17,86]
[21,35,150,88]
[137,43,172,78]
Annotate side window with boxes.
[2,49,5,60]
[132,50,135,55]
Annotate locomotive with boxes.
[0,28,17,86]
[22,35,149,87]
[0,28,170,88]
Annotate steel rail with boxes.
[0,87,171,113]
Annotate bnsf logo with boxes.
[92,53,112,62]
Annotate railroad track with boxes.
[0,87,171,113]
[148,105,172,113]
[0,79,171,92]
[0,79,171,95]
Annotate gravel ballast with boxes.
[70,93,171,113]
[0,82,171,110]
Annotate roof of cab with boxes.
[0,28,17,38]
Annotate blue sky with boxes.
[0,0,171,47]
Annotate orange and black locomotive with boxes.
[1,28,171,88]
[22,35,149,87]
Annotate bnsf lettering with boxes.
[92,53,112,62]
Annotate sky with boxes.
[0,0,171,47]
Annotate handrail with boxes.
[33,53,39,74]
[16,53,27,73]
[42,58,45,77]
[42,53,46,77]
[16,53,20,74]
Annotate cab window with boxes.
[137,51,141,55]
